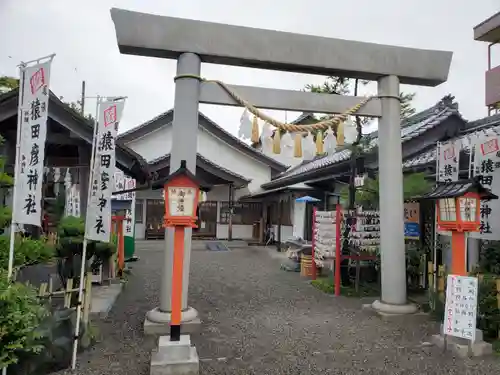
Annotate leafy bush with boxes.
[0,206,12,230]
[57,216,84,238]
[0,269,49,368]
[0,235,55,270]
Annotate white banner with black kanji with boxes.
[470,135,500,240]
[13,60,52,226]
[437,140,460,183]
[85,100,124,242]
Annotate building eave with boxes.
[0,88,150,184]
[262,96,464,190]
[118,109,287,173]
[149,153,251,188]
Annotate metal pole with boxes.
[80,81,86,115]
[433,142,440,291]
[71,96,101,370]
[16,53,56,67]
[7,65,26,281]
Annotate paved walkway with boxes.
[60,241,500,375]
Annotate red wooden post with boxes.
[311,206,317,280]
[171,226,185,335]
[335,204,342,296]
[112,215,125,278]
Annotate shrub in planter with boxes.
[0,269,49,369]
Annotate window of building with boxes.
[135,200,144,223]
[219,202,262,225]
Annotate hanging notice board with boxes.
[404,202,420,240]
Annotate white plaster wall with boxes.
[125,126,173,162]
[125,125,275,194]
[197,128,272,195]
[273,225,294,242]
[216,224,254,239]
[207,185,230,201]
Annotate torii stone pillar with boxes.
[110,8,452,325]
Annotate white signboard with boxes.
[167,187,195,217]
[113,171,136,201]
[438,140,460,183]
[85,100,124,242]
[443,274,478,341]
[13,61,52,226]
[470,135,500,240]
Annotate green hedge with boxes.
[0,235,55,270]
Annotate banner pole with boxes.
[433,142,440,292]
[7,64,26,281]
[71,96,101,370]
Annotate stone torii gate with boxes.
[110,8,452,330]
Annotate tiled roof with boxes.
[402,114,500,170]
[148,153,251,183]
[267,96,461,186]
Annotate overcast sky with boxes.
[1,0,499,136]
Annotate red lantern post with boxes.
[419,179,497,276]
[160,160,208,341]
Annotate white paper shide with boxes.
[13,61,52,226]
[85,101,124,242]
[444,275,478,341]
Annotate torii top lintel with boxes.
[110,8,452,87]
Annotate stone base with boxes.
[362,299,420,320]
[150,334,199,375]
[90,283,123,319]
[144,307,201,336]
[429,325,493,358]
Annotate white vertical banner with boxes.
[85,100,125,242]
[470,135,500,240]
[124,178,136,238]
[436,140,460,237]
[437,140,460,183]
[13,60,52,226]
[72,184,81,217]
[65,185,74,217]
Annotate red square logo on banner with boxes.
[104,105,117,127]
[30,68,45,94]
[443,146,455,160]
[481,138,499,156]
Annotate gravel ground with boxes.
[57,241,500,375]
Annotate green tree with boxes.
[0,76,19,93]
[0,135,13,229]
[340,172,432,209]
[305,76,417,122]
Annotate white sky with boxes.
[1,0,499,136]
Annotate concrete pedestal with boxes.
[150,335,199,375]
[430,324,492,358]
[369,299,418,316]
[145,307,201,335]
